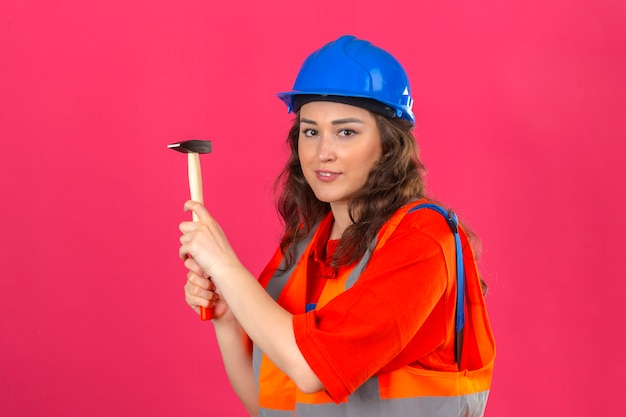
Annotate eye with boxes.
[301,128,317,137]
[338,129,356,137]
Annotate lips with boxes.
[315,169,340,182]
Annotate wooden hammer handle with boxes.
[187,153,215,321]
[188,153,204,220]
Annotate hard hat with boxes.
[277,35,414,123]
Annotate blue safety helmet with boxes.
[277,35,415,123]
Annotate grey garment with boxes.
[259,376,490,417]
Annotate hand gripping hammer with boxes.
[167,139,214,320]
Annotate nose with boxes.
[317,133,336,162]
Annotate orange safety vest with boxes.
[253,203,495,417]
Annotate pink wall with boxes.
[1,1,625,415]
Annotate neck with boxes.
[329,202,352,239]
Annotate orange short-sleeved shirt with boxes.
[259,205,462,403]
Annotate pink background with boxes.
[1,1,625,415]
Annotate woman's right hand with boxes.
[184,269,233,322]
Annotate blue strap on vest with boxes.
[408,203,465,366]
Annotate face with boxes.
[298,101,382,212]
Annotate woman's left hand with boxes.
[178,200,241,281]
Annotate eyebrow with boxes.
[300,117,365,125]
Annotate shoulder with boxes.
[381,201,457,252]
[361,201,457,290]
[360,201,458,275]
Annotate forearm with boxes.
[177,203,323,393]
[213,264,324,394]
[213,318,258,417]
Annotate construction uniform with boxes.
[254,200,495,416]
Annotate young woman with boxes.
[179,35,495,417]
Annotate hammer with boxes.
[168,139,214,320]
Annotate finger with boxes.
[179,244,191,261]
[179,234,201,260]
[184,257,205,277]
[186,293,211,309]
[183,200,212,223]
[202,272,217,291]
[187,270,210,290]
[184,282,216,305]
[179,219,202,234]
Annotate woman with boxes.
[179,35,495,417]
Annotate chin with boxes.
[314,194,350,207]
[312,193,337,204]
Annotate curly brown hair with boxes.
[274,113,426,269]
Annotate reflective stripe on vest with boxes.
[254,203,495,417]
[295,376,490,417]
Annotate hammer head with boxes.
[167,140,212,154]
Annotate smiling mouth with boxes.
[315,170,340,181]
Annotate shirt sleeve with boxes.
[293,211,458,403]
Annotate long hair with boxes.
[274,113,425,268]
[274,111,488,294]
